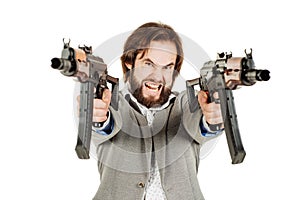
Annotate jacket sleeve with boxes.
[91,104,122,146]
[180,91,222,145]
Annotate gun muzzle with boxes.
[242,69,270,85]
[51,58,77,76]
[51,57,63,69]
[255,69,270,81]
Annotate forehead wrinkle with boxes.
[141,57,175,69]
[139,48,176,67]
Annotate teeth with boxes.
[144,82,162,90]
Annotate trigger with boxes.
[211,92,220,104]
[94,84,102,99]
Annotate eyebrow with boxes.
[142,58,175,68]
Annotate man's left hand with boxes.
[198,90,224,126]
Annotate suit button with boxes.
[138,182,145,188]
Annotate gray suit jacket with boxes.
[91,90,213,200]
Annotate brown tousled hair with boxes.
[120,22,184,81]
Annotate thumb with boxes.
[102,89,112,104]
[198,90,208,103]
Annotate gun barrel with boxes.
[51,58,64,69]
[242,69,270,85]
[254,69,270,81]
[51,57,77,76]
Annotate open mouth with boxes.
[144,81,163,91]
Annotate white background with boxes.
[1,0,299,199]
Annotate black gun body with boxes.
[186,50,270,164]
[224,90,245,164]
[76,80,94,159]
[51,40,119,159]
[76,55,107,159]
[200,61,246,164]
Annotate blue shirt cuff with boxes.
[200,116,223,137]
[93,113,114,136]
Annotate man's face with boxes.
[126,41,178,108]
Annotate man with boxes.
[90,22,223,200]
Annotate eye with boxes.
[162,65,174,70]
[144,61,154,68]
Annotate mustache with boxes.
[130,79,167,92]
[143,78,165,85]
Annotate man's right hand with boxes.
[77,88,112,123]
[93,89,112,123]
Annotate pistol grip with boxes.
[205,90,224,131]
[92,85,106,128]
[186,78,200,113]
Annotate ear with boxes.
[125,62,133,70]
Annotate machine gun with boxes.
[51,39,119,159]
[186,49,270,164]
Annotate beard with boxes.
[128,72,173,108]
[132,85,172,108]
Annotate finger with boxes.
[198,91,208,108]
[102,89,112,103]
[93,116,108,123]
[204,109,223,120]
[94,99,109,109]
[204,112,224,124]
[93,108,108,118]
[201,99,222,112]
[203,102,223,124]
[199,91,208,101]
[207,116,224,125]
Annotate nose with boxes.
[150,67,165,83]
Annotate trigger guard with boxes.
[214,98,221,104]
